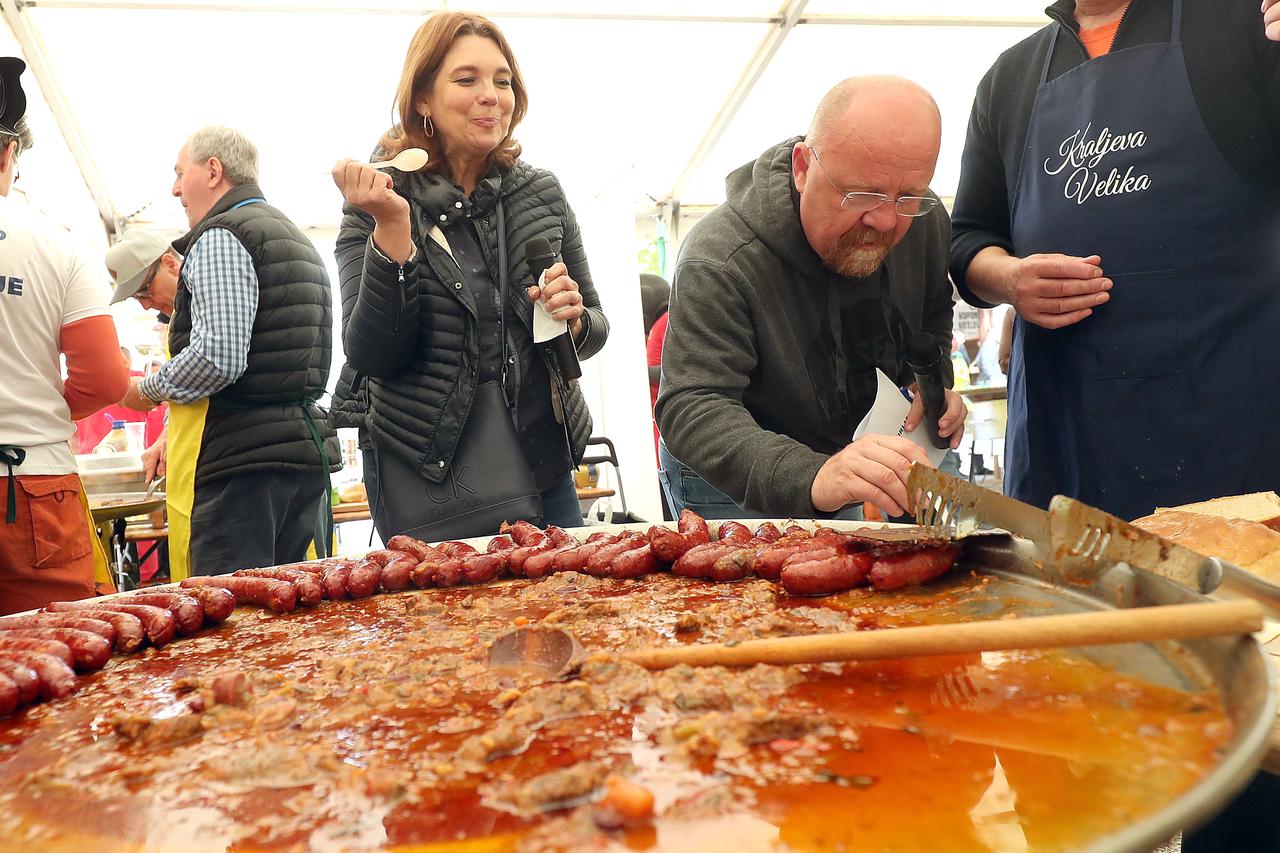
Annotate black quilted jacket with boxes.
[335,160,609,488]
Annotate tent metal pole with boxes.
[664,0,809,205]
[0,0,118,235]
[22,3,1046,27]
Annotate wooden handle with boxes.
[622,600,1264,670]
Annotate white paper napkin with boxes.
[851,368,950,466]
[532,270,568,344]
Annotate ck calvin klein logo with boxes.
[1044,122,1151,206]
[426,464,479,504]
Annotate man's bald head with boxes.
[806,75,941,155]
[793,76,942,278]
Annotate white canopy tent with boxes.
[0,1,1049,523]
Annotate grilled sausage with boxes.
[0,659,39,706]
[233,569,324,606]
[0,628,110,672]
[0,636,73,666]
[0,614,116,645]
[752,522,783,544]
[716,521,752,544]
[486,535,517,553]
[378,554,416,592]
[181,577,297,614]
[608,543,661,579]
[867,541,961,591]
[438,542,478,558]
[508,541,556,577]
[320,563,352,600]
[751,536,836,581]
[345,560,382,599]
[178,586,236,624]
[544,526,575,547]
[706,549,757,582]
[38,608,143,653]
[671,542,747,579]
[0,671,16,716]
[552,536,617,573]
[462,552,506,584]
[523,540,583,580]
[386,535,435,561]
[120,593,204,635]
[649,509,712,562]
[1,651,77,700]
[501,520,547,547]
[433,559,466,587]
[46,601,176,647]
[781,552,875,596]
[585,533,646,577]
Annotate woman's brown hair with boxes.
[380,11,528,178]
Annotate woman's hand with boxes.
[526,261,586,337]
[331,159,413,262]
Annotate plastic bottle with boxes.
[951,352,971,390]
[95,418,130,453]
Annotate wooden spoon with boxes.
[489,600,1263,673]
[368,147,429,172]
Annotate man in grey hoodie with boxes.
[656,76,965,520]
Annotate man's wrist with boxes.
[136,377,163,406]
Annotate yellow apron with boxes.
[165,397,208,581]
[75,479,113,594]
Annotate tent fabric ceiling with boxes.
[1,1,1047,240]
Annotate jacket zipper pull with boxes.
[393,265,405,333]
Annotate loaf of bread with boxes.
[1131,509,1280,582]
[1155,491,1280,532]
[338,482,367,504]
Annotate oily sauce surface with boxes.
[0,571,1231,852]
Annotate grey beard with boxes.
[824,227,893,278]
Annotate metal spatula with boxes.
[909,463,1050,543]
[1048,495,1223,593]
[144,474,165,500]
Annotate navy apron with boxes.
[1005,0,1280,520]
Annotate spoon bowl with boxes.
[368,147,429,172]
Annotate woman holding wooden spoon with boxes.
[331,11,609,542]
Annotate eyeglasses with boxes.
[805,145,940,217]
[135,258,161,301]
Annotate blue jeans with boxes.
[657,439,864,522]
[540,473,583,528]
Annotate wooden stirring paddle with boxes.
[621,599,1264,670]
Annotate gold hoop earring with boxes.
[423,115,434,138]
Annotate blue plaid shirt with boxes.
[139,228,258,404]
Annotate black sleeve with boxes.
[920,206,957,383]
[334,203,424,379]
[554,181,610,360]
[948,69,1013,310]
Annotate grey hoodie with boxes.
[655,138,953,517]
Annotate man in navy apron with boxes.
[949,0,1280,844]
[950,0,1280,522]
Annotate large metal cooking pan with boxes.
[9,519,1271,851]
[539,520,1276,852]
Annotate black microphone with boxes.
[525,237,582,381]
[906,332,950,450]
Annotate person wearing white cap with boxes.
[104,229,182,487]
[0,56,130,614]
[106,228,181,316]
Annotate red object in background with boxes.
[646,312,669,458]
[73,372,166,454]
[74,371,168,584]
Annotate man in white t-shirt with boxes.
[0,57,129,614]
